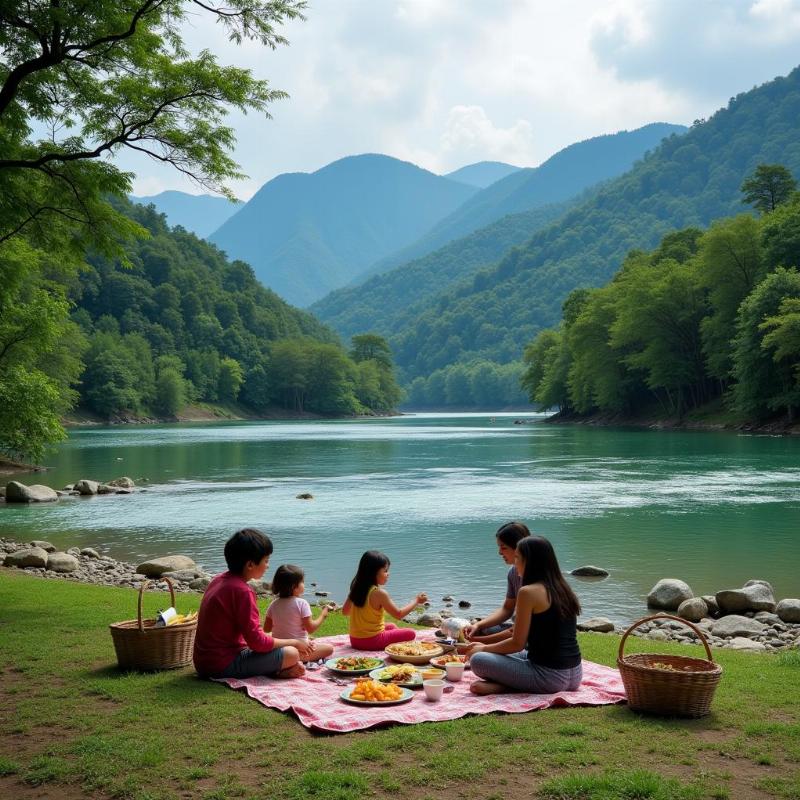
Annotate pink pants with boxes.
[349,623,416,651]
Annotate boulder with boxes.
[416,612,443,628]
[711,615,766,638]
[30,540,56,552]
[701,595,720,617]
[677,597,708,623]
[136,555,197,577]
[161,569,205,582]
[189,576,211,591]
[106,477,135,489]
[63,484,74,491]
[728,637,766,651]
[753,612,781,625]
[5,482,58,503]
[716,583,776,614]
[5,547,49,568]
[80,548,101,559]
[97,484,117,495]
[458,600,472,609]
[315,590,330,597]
[577,617,615,633]
[646,579,694,610]
[47,552,79,573]
[247,579,271,596]
[744,579,774,594]
[296,493,314,500]
[776,599,800,624]
[75,479,99,496]
[571,565,609,577]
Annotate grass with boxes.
[0,569,798,800]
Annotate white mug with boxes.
[423,679,445,701]
[445,662,465,682]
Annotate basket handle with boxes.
[136,577,177,632]
[618,613,715,664]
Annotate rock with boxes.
[753,612,781,625]
[711,615,766,638]
[296,493,313,500]
[46,552,79,573]
[744,579,774,594]
[115,488,133,495]
[247,579,271,596]
[458,600,471,609]
[677,597,708,623]
[577,617,615,633]
[648,630,669,641]
[97,484,117,495]
[136,555,197,578]
[701,595,720,617]
[161,569,205,582]
[67,547,80,557]
[5,547,49,568]
[646,579,694,610]
[80,548,101,559]
[5,482,58,503]
[106,477,135,489]
[776,599,800,624]
[75,479,99,496]
[716,583,776,614]
[0,486,4,498]
[30,540,56,553]
[416,612,443,628]
[315,590,330,597]
[63,484,74,491]
[189,577,211,591]
[571,565,609,577]
[728,637,766,651]
[442,595,454,602]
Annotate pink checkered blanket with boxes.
[215,633,627,733]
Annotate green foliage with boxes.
[741,164,798,213]
[217,358,244,402]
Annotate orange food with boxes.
[349,677,404,702]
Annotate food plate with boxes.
[340,686,414,706]
[385,641,444,664]
[433,638,457,653]
[324,656,384,675]
[429,654,471,670]
[369,665,424,688]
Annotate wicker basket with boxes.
[618,614,722,718]
[109,578,196,670]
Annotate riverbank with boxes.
[1,570,798,800]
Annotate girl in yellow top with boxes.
[342,551,427,650]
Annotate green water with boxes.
[2,413,798,623]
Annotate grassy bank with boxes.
[1,569,798,800]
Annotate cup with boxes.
[423,679,445,702]
[444,662,465,682]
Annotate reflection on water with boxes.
[2,413,799,623]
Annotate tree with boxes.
[741,165,798,214]
[350,334,393,369]
[218,357,244,401]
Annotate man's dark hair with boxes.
[224,528,273,575]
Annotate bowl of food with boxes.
[429,653,470,670]
[370,663,423,687]
[420,667,445,681]
[385,641,444,664]
[341,678,414,706]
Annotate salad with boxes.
[332,656,383,671]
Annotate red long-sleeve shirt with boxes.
[193,571,275,676]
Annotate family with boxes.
[192,522,583,695]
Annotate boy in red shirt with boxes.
[193,528,313,679]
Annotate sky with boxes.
[126,0,800,200]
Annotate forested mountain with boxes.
[130,191,241,238]
[360,123,686,279]
[388,68,800,387]
[208,154,477,307]
[444,161,521,188]
[67,201,402,419]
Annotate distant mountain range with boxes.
[208,154,477,307]
[130,190,240,238]
[444,161,521,188]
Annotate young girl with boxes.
[342,551,427,650]
[264,565,334,662]
[465,535,583,695]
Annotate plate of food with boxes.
[429,653,471,670]
[341,678,414,706]
[385,641,444,664]
[369,663,424,688]
[325,656,384,675]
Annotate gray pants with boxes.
[471,651,583,693]
[217,646,285,679]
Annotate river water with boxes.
[2,413,798,623]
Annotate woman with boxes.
[465,535,583,695]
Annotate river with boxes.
[2,413,798,624]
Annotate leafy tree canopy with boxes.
[741,164,798,214]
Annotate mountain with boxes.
[444,161,521,188]
[207,154,478,307]
[130,191,241,238]
[360,123,687,280]
[385,68,800,382]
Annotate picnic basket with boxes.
[617,614,722,718]
[109,577,196,670]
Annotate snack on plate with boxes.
[385,641,440,656]
[333,656,383,671]
[349,677,404,702]
[376,664,418,683]
[430,653,468,668]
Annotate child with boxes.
[193,528,314,680]
[342,550,427,650]
[264,564,334,662]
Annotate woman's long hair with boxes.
[517,535,581,619]
[496,521,530,549]
[348,550,390,607]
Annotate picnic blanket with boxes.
[215,633,627,733]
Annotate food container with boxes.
[423,679,445,701]
[420,667,445,681]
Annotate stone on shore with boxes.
[136,555,197,578]
[30,540,56,552]
[677,597,708,623]
[646,579,694,610]
[577,617,615,633]
[711,615,766,638]
[80,548,100,559]
[106,477,135,489]
[5,547,49,568]
[701,595,720,617]
[189,577,211,591]
[5,482,58,503]
[571,565,609,577]
[776,599,800,624]
[97,484,117,495]
[47,552,79,573]
[247,579,271,596]
[416,612,443,628]
[716,583,776,614]
[728,636,766,651]
[75,480,99,496]
[162,569,206,582]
